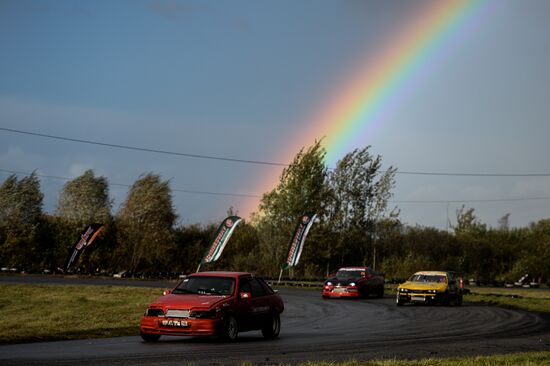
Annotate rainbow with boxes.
[242,0,490,218]
[321,0,488,165]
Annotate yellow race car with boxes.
[396,271,463,306]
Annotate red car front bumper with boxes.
[140,316,221,337]
[322,286,361,298]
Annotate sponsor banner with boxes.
[201,216,242,264]
[281,213,317,270]
[64,223,104,272]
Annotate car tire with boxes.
[220,315,238,341]
[442,292,451,306]
[140,332,160,342]
[376,285,384,298]
[261,313,281,339]
[396,294,405,306]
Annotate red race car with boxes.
[140,271,284,341]
[322,267,385,299]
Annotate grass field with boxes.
[381,283,550,314]
[288,352,550,366]
[0,284,161,344]
[465,286,550,314]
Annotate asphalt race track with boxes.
[1,275,550,365]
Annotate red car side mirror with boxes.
[163,289,172,295]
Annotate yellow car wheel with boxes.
[396,293,405,306]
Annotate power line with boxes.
[392,197,550,204]
[0,127,288,167]
[2,168,550,204]
[0,168,260,198]
[395,171,550,177]
[3,126,550,177]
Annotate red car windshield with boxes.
[173,276,235,295]
[336,270,364,279]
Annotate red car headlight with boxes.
[145,308,165,317]
[189,309,219,319]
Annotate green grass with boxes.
[465,287,550,313]
[275,352,550,366]
[0,284,162,344]
[383,283,550,314]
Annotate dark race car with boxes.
[322,267,385,299]
[140,271,284,341]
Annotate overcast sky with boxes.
[1,0,549,229]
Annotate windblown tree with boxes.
[56,170,111,225]
[454,205,487,235]
[55,170,113,272]
[326,146,398,269]
[453,206,491,279]
[254,141,330,277]
[520,219,550,282]
[0,173,45,270]
[116,174,177,273]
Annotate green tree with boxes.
[507,219,550,283]
[0,173,45,270]
[0,174,43,231]
[55,170,113,272]
[498,213,511,231]
[56,170,111,225]
[172,223,215,274]
[453,205,487,235]
[326,146,398,268]
[116,173,177,273]
[452,206,490,278]
[258,141,329,222]
[200,207,261,273]
[253,141,329,277]
[213,220,261,273]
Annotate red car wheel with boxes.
[262,313,281,339]
[220,316,238,341]
[140,332,160,342]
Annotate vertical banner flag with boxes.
[282,213,317,270]
[63,223,104,272]
[198,216,242,271]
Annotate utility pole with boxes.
[446,202,450,232]
[372,217,379,270]
[373,236,376,270]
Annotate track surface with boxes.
[1,275,550,365]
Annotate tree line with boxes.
[1,142,549,283]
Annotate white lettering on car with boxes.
[252,306,270,313]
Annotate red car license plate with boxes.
[160,319,189,327]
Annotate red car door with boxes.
[234,276,255,331]
[249,278,272,327]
